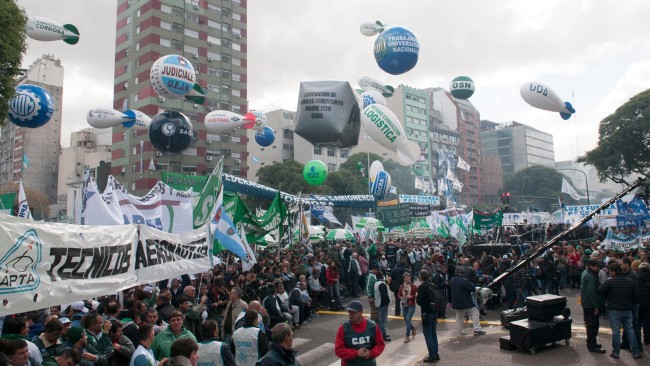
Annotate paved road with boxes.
[289,286,644,366]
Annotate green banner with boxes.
[161,171,208,192]
[376,203,411,228]
[0,193,16,215]
[473,209,503,230]
[227,192,286,243]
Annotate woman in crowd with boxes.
[325,261,342,311]
[398,273,418,343]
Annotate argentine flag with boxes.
[210,186,256,270]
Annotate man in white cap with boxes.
[70,301,88,328]
[143,286,158,309]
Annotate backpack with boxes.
[426,282,445,313]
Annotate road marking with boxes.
[297,342,334,365]
[292,337,311,348]
[316,311,614,334]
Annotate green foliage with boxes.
[503,165,575,211]
[0,1,28,126]
[578,89,650,185]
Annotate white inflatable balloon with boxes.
[360,20,385,37]
[124,109,151,129]
[204,111,255,133]
[26,16,79,44]
[251,110,268,131]
[369,160,384,181]
[520,81,575,120]
[361,104,407,151]
[360,90,386,109]
[358,76,394,97]
[150,55,196,99]
[86,108,130,129]
[396,140,421,166]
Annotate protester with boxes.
[131,324,166,366]
[151,312,197,360]
[170,338,199,366]
[416,270,440,363]
[373,272,391,342]
[580,259,606,354]
[334,300,385,366]
[196,320,235,366]
[40,348,80,366]
[108,321,135,366]
[32,320,65,360]
[257,323,300,366]
[450,267,485,336]
[397,273,417,343]
[599,262,643,360]
[0,339,30,366]
[230,310,269,366]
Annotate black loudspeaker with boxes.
[525,294,567,322]
[508,316,572,354]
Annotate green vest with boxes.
[342,320,377,366]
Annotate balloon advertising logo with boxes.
[150,55,196,99]
[148,110,193,153]
[303,160,328,186]
[374,27,419,75]
[450,76,475,100]
[9,84,55,128]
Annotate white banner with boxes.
[0,214,211,316]
[457,156,470,172]
[562,204,618,225]
[83,176,193,233]
[399,194,440,205]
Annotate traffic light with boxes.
[505,192,511,204]
[500,193,506,204]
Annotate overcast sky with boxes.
[17,0,650,161]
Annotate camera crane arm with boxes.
[487,177,646,289]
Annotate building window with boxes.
[184,45,198,54]
[327,148,335,157]
[207,4,221,13]
[184,28,198,38]
[182,165,197,173]
[232,136,240,143]
[313,146,321,155]
[185,12,198,22]
[207,68,220,76]
[340,149,349,158]
[208,20,220,29]
[328,163,336,172]
[161,21,172,30]
[161,4,172,13]
[160,38,171,47]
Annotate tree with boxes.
[578,89,650,186]
[502,165,578,211]
[0,1,28,126]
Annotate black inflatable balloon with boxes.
[148,110,193,153]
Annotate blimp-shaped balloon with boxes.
[360,20,385,37]
[150,55,196,99]
[361,104,407,152]
[395,140,421,166]
[204,110,256,133]
[358,76,394,98]
[26,16,80,45]
[9,84,54,128]
[450,76,475,100]
[370,170,391,201]
[251,110,268,131]
[124,109,152,129]
[86,108,130,129]
[374,27,419,75]
[520,81,576,120]
[148,110,193,153]
[360,90,386,109]
[255,126,275,147]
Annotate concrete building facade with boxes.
[481,120,555,178]
[0,54,63,204]
[111,0,248,193]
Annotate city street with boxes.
[290,286,645,366]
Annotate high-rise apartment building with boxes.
[427,88,483,206]
[481,120,555,178]
[0,54,63,204]
[246,109,295,181]
[111,0,248,193]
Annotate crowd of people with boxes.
[0,223,648,365]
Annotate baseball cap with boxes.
[71,301,88,313]
[59,317,71,325]
[67,327,85,344]
[584,249,592,255]
[143,286,154,293]
[346,300,363,313]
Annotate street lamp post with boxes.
[557,168,590,205]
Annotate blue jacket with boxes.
[449,275,476,310]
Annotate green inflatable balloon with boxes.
[303,160,328,185]
[450,76,475,99]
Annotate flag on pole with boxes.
[415,176,428,191]
[17,179,32,219]
[211,183,257,266]
[561,177,586,200]
[457,156,470,172]
[22,154,29,172]
[148,158,156,171]
[238,224,257,271]
[301,210,311,242]
[389,186,397,195]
